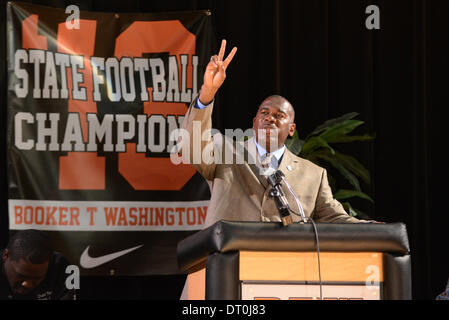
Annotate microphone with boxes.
[267,170,293,226]
[280,173,307,223]
[268,170,322,298]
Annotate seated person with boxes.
[1,229,74,300]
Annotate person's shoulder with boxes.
[52,251,69,262]
[41,252,74,300]
[49,251,70,271]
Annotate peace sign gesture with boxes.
[199,39,237,105]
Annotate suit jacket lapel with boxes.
[243,137,269,189]
[278,148,307,218]
[278,148,300,177]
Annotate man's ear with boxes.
[2,249,9,262]
[289,123,296,136]
[252,117,256,128]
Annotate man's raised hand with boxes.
[199,39,237,105]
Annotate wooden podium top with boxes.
[178,221,409,273]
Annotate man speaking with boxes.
[178,39,367,227]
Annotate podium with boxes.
[177,221,411,300]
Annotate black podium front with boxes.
[177,220,411,300]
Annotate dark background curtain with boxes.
[1,0,448,300]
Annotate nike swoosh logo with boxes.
[80,244,143,269]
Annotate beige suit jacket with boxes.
[179,100,363,227]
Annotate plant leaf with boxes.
[341,202,371,219]
[306,112,360,139]
[333,151,371,184]
[301,136,335,155]
[319,120,364,143]
[341,202,359,217]
[312,150,362,191]
[311,149,371,185]
[285,130,304,155]
[334,189,374,203]
[327,134,375,143]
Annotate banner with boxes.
[6,1,214,275]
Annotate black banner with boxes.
[7,1,214,275]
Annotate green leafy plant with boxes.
[285,112,375,219]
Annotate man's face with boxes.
[252,97,296,151]
[2,249,49,295]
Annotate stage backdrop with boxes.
[6,1,214,275]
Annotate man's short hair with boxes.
[6,229,53,264]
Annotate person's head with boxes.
[2,229,52,295]
[252,95,296,152]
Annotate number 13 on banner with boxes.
[21,15,197,191]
